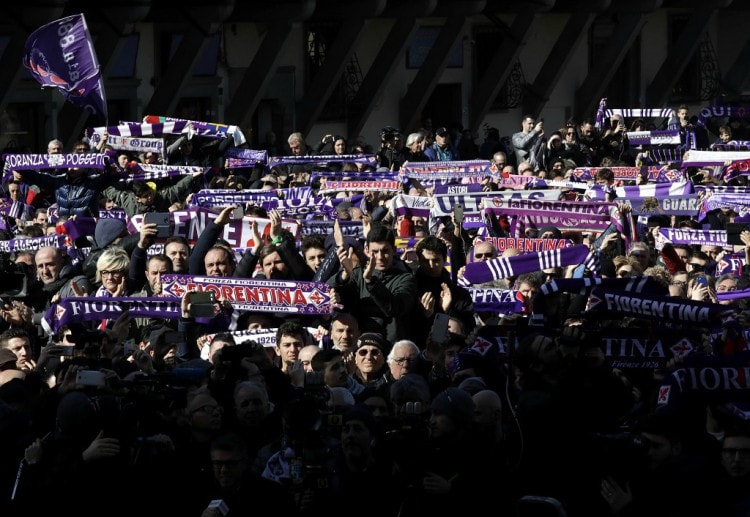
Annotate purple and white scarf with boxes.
[462,244,598,284]
[659,227,727,247]
[268,154,378,168]
[399,160,494,180]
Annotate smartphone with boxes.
[76,369,106,388]
[190,291,215,304]
[695,276,708,288]
[189,291,217,318]
[144,212,171,238]
[430,313,451,345]
[59,346,76,357]
[453,203,464,224]
[231,206,244,220]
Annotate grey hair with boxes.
[405,132,424,147]
[387,339,419,364]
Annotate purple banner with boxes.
[484,236,573,254]
[0,234,67,253]
[268,154,378,168]
[400,160,494,179]
[42,297,181,335]
[3,153,107,170]
[432,182,484,195]
[160,274,333,314]
[586,287,735,324]
[468,288,525,314]
[659,227,728,247]
[23,14,107,119]
[598,327,702,370]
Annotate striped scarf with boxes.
[462,244,598,285]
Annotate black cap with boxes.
[436,127,448,136]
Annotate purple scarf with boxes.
[462,244,597,284]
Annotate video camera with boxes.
[0,251,30,299]
[379,126,400,143]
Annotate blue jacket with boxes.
[19,169,116,217]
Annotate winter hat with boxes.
[356,332,391,356]
[457,376,487,396]
[430,387,475,425]
[94,218,128,248]
[538,226,562,239]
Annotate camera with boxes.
[379,126,399,142]
[0,252,29,299]
[66,328,107,349]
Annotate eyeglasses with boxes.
[474,253,495,259]
[357,348,381,357]
[100,270,125,278]
[393,357,415,365]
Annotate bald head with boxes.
[299,344,321,372]
[35,246,64,284]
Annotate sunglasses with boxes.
[357,348,381,357]
[474,253,494,259]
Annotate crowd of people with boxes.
[1,101,750,517]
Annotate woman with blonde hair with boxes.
[95,247,132,297]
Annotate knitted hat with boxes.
[430,387,475,425]
[457,376,487,396]
[94,218,128,248]
[538,226,562,239]
[356,332,391,355]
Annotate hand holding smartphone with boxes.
[144,212,171,238]
[430,313,451,345]
[189,291,217,318]
[453,204,464,224]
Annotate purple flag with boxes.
[23,14,107,120]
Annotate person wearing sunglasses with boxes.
[351,332,391,392]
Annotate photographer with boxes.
[376,126,407,170]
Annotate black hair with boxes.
[310,348,342,372]
[275,321,307,345]
[415,234,448,261]
[366,225,395,247]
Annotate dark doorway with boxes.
[421,83,462,132]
